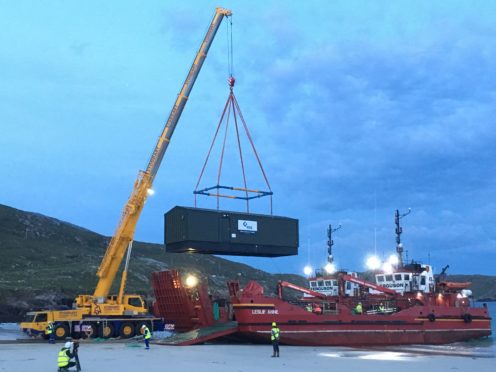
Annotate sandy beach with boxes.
[0,341,494,372]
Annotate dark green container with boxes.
[164,206,298,257]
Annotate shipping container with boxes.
[165,206,298,257]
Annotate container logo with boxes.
[238,220,257,233]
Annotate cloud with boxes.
[227,13,496,273]
[1,1,495,275]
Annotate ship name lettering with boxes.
[267,309,279,314]
[251,309,266,314]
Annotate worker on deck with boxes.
[355,302,363,314]
[46,321,55,344]
[271,322,280,357]
[305,304,312,312]
[57,341,76,371]
[379,303,385,313]
[141,324,152,350]
[313,304,322,314]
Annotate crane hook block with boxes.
[228,76,236,87]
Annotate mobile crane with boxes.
[21,7,232,340]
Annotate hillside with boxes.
[1,204,495,322]
[0,204,306,321]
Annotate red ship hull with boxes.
[233,293,492,346]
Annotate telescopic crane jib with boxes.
[92,7,232,303]
[20,7,233,340]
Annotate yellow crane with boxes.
[21,7,232,340]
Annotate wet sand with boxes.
[0,342,494,372]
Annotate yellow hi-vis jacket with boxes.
[271,327,280,341]
[144,326,151,340]
[45,323,53,335]
[57,348,70,367]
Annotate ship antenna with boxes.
[395,208,411,267]
[327,224,342,264]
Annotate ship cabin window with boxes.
[324,280,332,287]
[394,274,402,281]
[318,280,324,287]
[346,282,351,290]
[385,275,393,281]
[310,281,317,288]
[377,275,384,282]
[404,274,410,280]
[420,276,426,285]
[332,280,338,286]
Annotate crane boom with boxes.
[93,7,232,299]
[277,281,328,299]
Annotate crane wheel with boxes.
[100,323,115,338]
[119,322,135,338]
[54,324,70,340]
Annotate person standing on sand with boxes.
[46,322,55,344]
[141,324,152,350]
[271,322,280,357]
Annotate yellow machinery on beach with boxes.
[20,7,232,340]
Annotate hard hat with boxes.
[64,341,73,349]
[272,322,276,327]
[141,324,146,329]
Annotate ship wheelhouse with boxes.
[374,264,435,295]
[307,270,360,297]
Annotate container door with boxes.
[219,213,231,243]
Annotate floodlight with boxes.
[185,275,199,288]
[324,263,336,274]
[303,265,313,276]
[366,256,381,270]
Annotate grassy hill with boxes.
[0,204,306,321]
[1,203,495,322]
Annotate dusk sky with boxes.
[1,0,495,275]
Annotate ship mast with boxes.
[394,208,411,267]
[327,224,342,264]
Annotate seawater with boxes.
[412,301,495,357]
[465,301,495,352]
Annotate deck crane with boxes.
[20,7,232,340]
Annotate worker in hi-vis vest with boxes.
[355,302,363,314]
[57,341,76,371]
[141,324,152,349]
[379,303,385,313]
[271,322,280,357]
[46,322,55,344]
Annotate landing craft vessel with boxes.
[229,276,492,346]
[228,213,492,346]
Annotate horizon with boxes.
[1,1,495,275]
